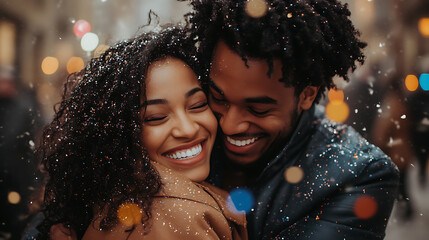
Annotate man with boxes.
[187,0,399,239]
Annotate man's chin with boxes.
[224,150,260,165]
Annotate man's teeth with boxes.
[226,136,258,146]
[166,144,202,160]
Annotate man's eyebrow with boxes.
[142,99,168,106]
[245,96,277,104]
[185,87,204,98]
[208,80,224,95]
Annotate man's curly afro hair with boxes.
[186,0,366,102]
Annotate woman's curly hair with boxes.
[37,27,202,239]
[185,0,367,102]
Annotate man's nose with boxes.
[218,105,250,136]
[171,112,200,139]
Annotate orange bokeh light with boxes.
[328,89,344,102]
[8,191,21,204]
[117,203,143,227]
[245,0,268,18]
[354,196,378,219]
[94,44,110,58]
[41,56,59,75]
[405,74,419,91]
[326,101,349,123]
[284,166,304,184]
[66,57,85,74]
[418,18,429,37]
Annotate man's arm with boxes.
[277,156,399,240]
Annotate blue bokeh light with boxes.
[228,188,254,213]
[419,73,429,91]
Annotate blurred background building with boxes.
[0,0,428,239]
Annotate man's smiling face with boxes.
[208,41,318,165]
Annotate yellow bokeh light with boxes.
[8,191,21,204]
[117,203,143,227]
[41,56,59,75]
[245,0,268,18]
[94,44,110,58]
[405,74,419,91]
[326,101,349,123]
[284,166,304,184]
[418,18,429,37]
[66,57,85,74]
[328,89,344,102]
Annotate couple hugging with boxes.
[37,0,399,239]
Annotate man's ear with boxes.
[298,86,319,110]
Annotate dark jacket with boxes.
[210,105,399,240]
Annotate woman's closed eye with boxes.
[144,114,167,124]
[189,101,208,111]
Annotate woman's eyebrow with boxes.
[185,87,204,98]
[143,99,168,106]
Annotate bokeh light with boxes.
[326,101,349,123]
[227,188,254,213]
[94,44,110,58]
[73,19,91,38]
[117,203,143,227]
[405,74,419,91]
[418,17,429,37]
[66,57,84,74]
[81,32,99,52]
[284,166,304,184]
[245,0,268,18]
[328,89,344,102]
[353,196,378,219]
[41,56,59,75]
[419,73,429,91]
[8,191,21,204]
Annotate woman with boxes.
[37,27,247,239]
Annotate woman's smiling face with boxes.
[141,57,217,182]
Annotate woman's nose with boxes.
[171,112,200,139]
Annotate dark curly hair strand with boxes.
[37,27,202,239]
[185,0,367,102]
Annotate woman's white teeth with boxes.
[226,136,258,146]
[167,144,202,160]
